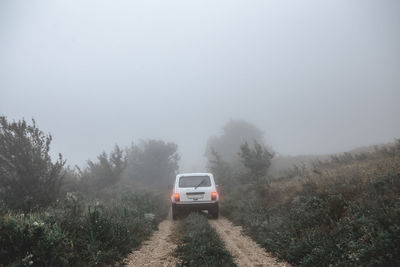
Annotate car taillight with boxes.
[211,192,217,200]
[173,193,180,202]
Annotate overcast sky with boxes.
[1,0,399,171]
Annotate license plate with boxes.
[187,194,204,199]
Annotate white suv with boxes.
[171,173,219,219]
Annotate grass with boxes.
[0,191,168,266]
[175,212,236,267]
[220,142,400,266]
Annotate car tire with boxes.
[172,204,179,220]
[210,204,219,219]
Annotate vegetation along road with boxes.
[210,218,289,267]
[125,214,290,267]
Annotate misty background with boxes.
[1,0,399,171]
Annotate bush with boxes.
[79,145,127,194]
[0,214,71,266]
[0,117,65,212]
[175,213,236,267]
[0,191,168,266]
[217,142,400,266]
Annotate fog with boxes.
[1,0,399,171]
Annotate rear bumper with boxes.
[172,201,218,210]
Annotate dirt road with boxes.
[125,215,289,267]
[210,217,290,267]
[124,218,178,267]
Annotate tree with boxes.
[125,140,180,188]
[205,120,264,163]
[207,149,233,186]
[238,141,275,222]
[238,141,274,184]
[0,117,65,211]
[80,145,127,193]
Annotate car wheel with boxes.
[210,204,219,219]
[172,204,179,220]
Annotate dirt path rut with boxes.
[124,215,289,267]
[125,218,178,267]
[210,217,290,267]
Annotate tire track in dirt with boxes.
[125,216,178,267]
[210,217,290,267]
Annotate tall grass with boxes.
[175,213,236,267]
[0,191,168,266]
[221,142,400,266]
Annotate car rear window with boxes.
[179,176,211,188]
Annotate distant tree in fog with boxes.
[0,117,65,212]
[80,145,127,193]
[207,149,235,187]
[238,141,274,183]
[205,120,264,163]
[125,140,180,188]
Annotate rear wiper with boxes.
[194,179,206,189]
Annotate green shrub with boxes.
[0,117,65,212]
[0,191,168,266]
[218,144,400,266]
[175,213,236,267]
[0,214,71,266]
